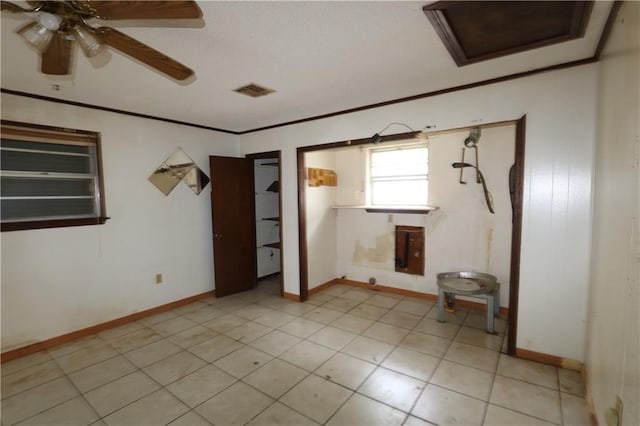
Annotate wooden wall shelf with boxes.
[331,205,438,215]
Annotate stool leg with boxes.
[438,288,446,323]
[494,288,500,318]
[486,294,495,334]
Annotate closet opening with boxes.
[248,151,283,296]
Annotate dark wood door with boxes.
[209,156,257,297]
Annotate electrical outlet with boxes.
[155,273,163,284]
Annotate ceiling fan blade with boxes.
[41,31,73,75]
[81,1,202,20]
[96,27,194,80]
[1,1,34,12]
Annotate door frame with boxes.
[247,150,284,296]
[297,116,526,355]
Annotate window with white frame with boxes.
[368,143,428,206]
[1,120,107,231]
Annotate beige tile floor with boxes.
[1,278,590,425]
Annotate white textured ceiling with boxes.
[1,1,613,133]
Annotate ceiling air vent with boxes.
[233,83,276,98]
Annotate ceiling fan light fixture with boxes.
[71,26,105,58]
[7,0,202,80]
[38,12,62,31]
[17,21,53,52]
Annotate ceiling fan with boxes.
[0,1,202,80]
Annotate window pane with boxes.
[1,177,95,197]
[371,179,428,206]
[371,147,428,178]
[1,138,90,154]
[1,198,96,221]
[371,163,427,177]
[1,123,105,229]
[370,145,428,206]
[1,149,92,174]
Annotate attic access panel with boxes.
[423,1,593,66]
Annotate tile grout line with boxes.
[3,283,589,426]
[218,290,437,423]
[85,332,179,424]
[479,360,497,425]
[314,299,452,424]
[402,309,466,424]
[26,351,101,426]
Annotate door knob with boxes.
[213,233,222,239]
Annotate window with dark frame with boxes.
[369,143,428,207]
[1,120,108,232]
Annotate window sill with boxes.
[332,205,438,214]
[1,217,110,232]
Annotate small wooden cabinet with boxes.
[395,226,425,275]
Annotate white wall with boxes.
[335,148,366,207]
[0,94,239,351]
[587,3,640,425]
[304,151,338,289]
[332,127,514,305]
[240,66,597,362]
[1,63,600,363]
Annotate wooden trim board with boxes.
[282,292,301,302]
[297,147,309,302]
[335,278,509,316]
[507,116,526,355]
[309,279,339,295]
[288,277,510,316]
[516,347,583,371]
[1,290,215,363]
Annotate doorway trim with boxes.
[247,150,284,297]
[297,117,526,355]
[507,115,526,355]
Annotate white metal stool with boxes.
[436,272,500,334]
